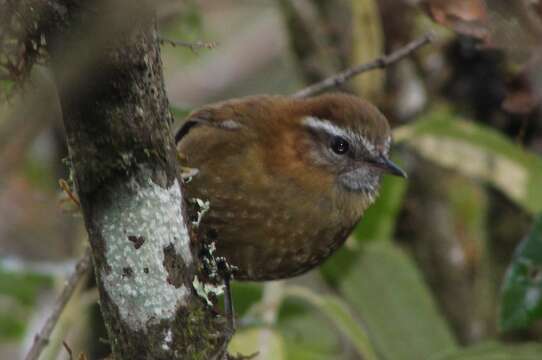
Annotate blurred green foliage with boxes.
[231,282,263,318]
[395,109,542,214]
[500,215,542,331]
[338,242,457,360]
[172,0,203,38]
[0,269,52,341]
[394,108,542,334]
[23,157,57,192]
[0,314,25,340]
[159,0,208,65]
[432,341,542,360]
[279,300,345,359]
[0,270,52,306]
[0,79,15,101]
[283,285,378,360]
[170,105,192,120]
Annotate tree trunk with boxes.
[26,0,226,358]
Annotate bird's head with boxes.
[293,93,406,199]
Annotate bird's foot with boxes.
[200,245,240,360]
[199,243,238,332]
[216,256,237,332]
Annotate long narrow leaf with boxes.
[339,242,457,360]
[394,110,542,214]
[278,300,350,360]
[283,285,379,360]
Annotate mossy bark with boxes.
[22,0,227,358]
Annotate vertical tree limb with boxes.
[350,0,385,101]
[37,1,224,358]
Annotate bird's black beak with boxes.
[372,156,408,178]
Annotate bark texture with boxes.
[16,0,227,358]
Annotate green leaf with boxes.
[339,241,457,360]
[160,0,204,43]
[283,285,378,360]
[231,283,347,359]
[230,282,263,318]
[0,269,52,306]
[394,109,542,214]
[170,105,191,120]
[431,341,542,360]
[278,299,349,360]
[499,215,542,331]
[0,313,25,340]
[0,268,52,340]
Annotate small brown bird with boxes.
[176,93,406,282]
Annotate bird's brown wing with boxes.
[174,95,288,144]
[174,105,240,143]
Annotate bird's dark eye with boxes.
[331,136,349,155]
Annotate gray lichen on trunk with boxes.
[99,168,191,331]
[42,1,226,358]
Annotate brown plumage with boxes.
[176,93,405,281]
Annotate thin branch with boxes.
[158,36,217,53]
[62,341,74,360]
[25,248,92,360]
[292,32,435,98]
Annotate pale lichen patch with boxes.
[99,174,192,331]
[162,328,173,351]
[190,197,210,228]
[192,275,225,306]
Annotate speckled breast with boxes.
[185,175,357,281]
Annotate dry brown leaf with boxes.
[422,0,489,40]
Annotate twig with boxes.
[25,248,92,360]
[63,341,74,360]
[292,32,435,98]
[158,36,217,53]
[59,178,81,207]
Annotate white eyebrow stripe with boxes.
[302,116,377,155]
[303,116,351,140]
